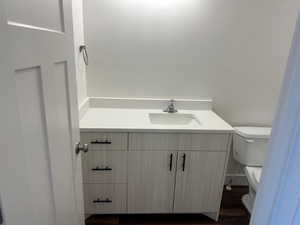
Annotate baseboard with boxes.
[225,174,248,186]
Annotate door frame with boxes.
[250,12,300,225]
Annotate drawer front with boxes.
[178,133,230,151]
[129,133,179,151]
[84,184,127,214]
[129,133,230,151]
[81,132,128,151]
[82,151,127,184]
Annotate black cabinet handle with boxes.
[93,198,112,203]
[169,154,173,171]
[91,166,112,171]
[90,140,112,145]
[182,153,186,171]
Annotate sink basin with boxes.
[149,113,201,125]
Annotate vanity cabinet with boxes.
[81,131,231,219]
[82,133,128,214]
[173,151,227,213]
[127,151,176,213]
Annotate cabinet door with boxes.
[128,151,176,213]
[174,151,227,213]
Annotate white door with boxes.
[250,13,300,225]
[174,152,227,213]
[128,151,176,213]
[0,0,84,225]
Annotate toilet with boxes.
[233,126,271,213]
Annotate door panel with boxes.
[42,61,77,225]
[0,0,83,225]
[7,0,65,32]
[15,66,56,225]
[174,152,227,213]
[128,151,176,213]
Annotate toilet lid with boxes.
[234,126,271,139]
[245,167,262,191]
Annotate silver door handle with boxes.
[75,142,89,154]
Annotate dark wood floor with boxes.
[86,186,250,225]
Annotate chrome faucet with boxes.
[164,99,178,113]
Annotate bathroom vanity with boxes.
[80,103,233,221]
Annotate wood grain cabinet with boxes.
[128,151,176,213]
[82,151,127,184]
[81,132,128,214]
[81,132,128,151]
[174,151,227,213]
[81,132,231,220]
[84,184,127,214]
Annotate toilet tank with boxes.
[233,127,271,166]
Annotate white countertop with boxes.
[80,108,234,133]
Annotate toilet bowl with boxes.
[233,127,271,213]
[242,166,262,212]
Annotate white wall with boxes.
[72,0,87,106]
[83,0,300,125]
